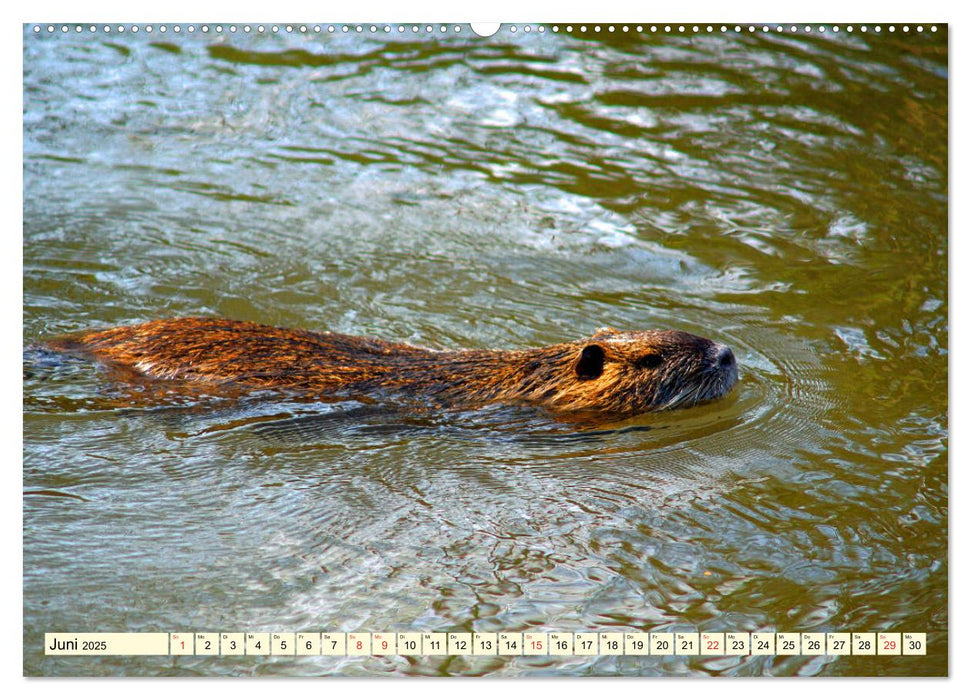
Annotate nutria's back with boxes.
[49,317,739,416]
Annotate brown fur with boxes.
[48,317,739,416]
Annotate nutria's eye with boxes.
[635,353,663,370]
[574,344,605,380]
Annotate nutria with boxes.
[48,317,739,416]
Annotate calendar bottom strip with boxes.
[45,631,927,657]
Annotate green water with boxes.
[23,24,947,676]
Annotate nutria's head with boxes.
[545,327,739,415]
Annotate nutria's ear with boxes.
[574,344,605,380]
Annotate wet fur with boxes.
[49,317,738,416]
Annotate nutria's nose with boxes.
[714,344,736,369]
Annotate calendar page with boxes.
[22,14,947,679]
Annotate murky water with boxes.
[23,24,947,676]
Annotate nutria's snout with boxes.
[713,343,738,381]
[714,343,735,368]
[710,342,740,399]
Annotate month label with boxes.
[45,633,169,656]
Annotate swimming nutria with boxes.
[48,317,739,416]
